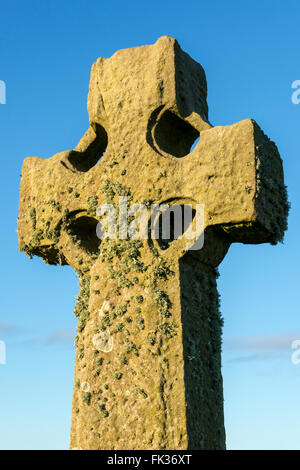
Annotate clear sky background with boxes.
[0,0,299,450]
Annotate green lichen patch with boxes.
[146,335,156,346]
[113,371,123,380]
[158,322,177,339]
[49,200,62,212]
[135,387,148,398]
[73,274,91,332]
[100,239,145,274]
[101,180,131,204]
[29,206,36,230]
[87,195,98,215]
[136,317,145,330]
[119,355,128,365]
[154,290,172,317]
[153,259,174,281]
[78,346,84,359]
[82,392,91,405]
[98,404,109,417]
[107,266,133,288]
[115,301,129,317]
[124,338,138,355]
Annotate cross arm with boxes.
[173,118,289,246]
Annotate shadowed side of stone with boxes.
[180,255,225,450]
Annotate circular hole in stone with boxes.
[68,216,100,254]
[68,123,108,172]
[153,204,196,250]
[153,110,199,158]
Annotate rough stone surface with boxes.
[18,36,288,450]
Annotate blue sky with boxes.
[0,0,299,450]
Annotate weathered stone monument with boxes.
[18,36,288,450]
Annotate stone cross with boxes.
[18,36,288,450]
